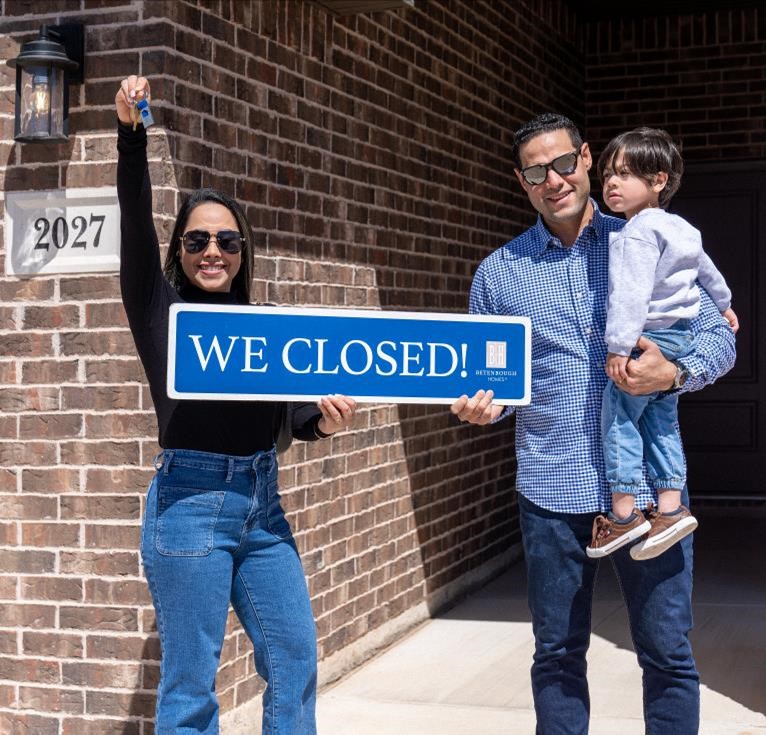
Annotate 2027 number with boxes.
[33,214,106,251]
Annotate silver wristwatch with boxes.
[671,362,689,390]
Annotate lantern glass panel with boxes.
[19,64,65,140]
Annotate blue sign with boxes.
[168,305,531,405]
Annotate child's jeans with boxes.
[602,320,693,496]
[141,447,317,735]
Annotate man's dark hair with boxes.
[164,188,255,304]
[597,127,683,208]
[511,113,584,169]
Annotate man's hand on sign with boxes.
[451,389,503,425]
[317,395,358,436]
[115,75,151,126]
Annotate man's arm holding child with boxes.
[622,286,736,395]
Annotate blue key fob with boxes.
[135,98,155,128]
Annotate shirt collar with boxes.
[526,199,605,255]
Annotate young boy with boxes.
[587,127,738,560]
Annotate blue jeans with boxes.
[518,493,699,734]
[141,448,317,735]
[602,322,693,495]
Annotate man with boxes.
[452,113,735,733]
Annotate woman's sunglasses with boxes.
[180,229,244,254]
[520,150,582,186]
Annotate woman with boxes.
[116,75,356,734]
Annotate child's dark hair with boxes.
[511,112,583,168]
[597,127,683,208]
[164,188,254,304]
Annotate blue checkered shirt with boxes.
[470,201,736,514]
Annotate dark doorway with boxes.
[671,164,766,500]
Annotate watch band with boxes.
[672,362,689,390]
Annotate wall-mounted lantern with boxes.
[6,24,84,143]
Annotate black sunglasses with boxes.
[180,229,244,254]
[520,149,582,186]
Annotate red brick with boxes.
[84,579,151,606]
[23,632,84,658]
[19,685,84,713]
[62,717,141,735]
[59,330,136,357]
[0,332,53,358]
[85,689,156,717]
[19,414,82,440]
[0,306,17,329]
[84,358,147,383]
[59,605,139,632]
[59,276,120,301]
[62,661,141,689]
[0,282,52,308]
[62,386,141,411]
[1,482,57,514]
[21,359,79,384]
[59,551,139,577]
[85,467,152,493]
[0,603,56,628]
[84,523,140,550]
[60,495,141,521]
[21,523,81,548]
[59,440,140,465]
[84,412,157,439]
[0,713,59,735]
[86,634,160,662]
[0,361,18,383]
[21,468,79,494]
[0,549,56,575]
[0,415,17,439]
[22,305,80,330]
[0,387,60,412]
[83,301,129,328]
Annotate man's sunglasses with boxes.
[180,229,244,254]
[520,150,582,186]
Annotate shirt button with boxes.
[585,327,592,335]
[576,292,583,299]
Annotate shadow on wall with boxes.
[395,402,520,608]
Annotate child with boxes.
[587,127,738,560]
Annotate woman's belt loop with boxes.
[226,457,235,483]
[162,449,175,476]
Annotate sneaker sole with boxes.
[586,519,651,558]
[629,516,698,561]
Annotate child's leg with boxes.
[631,396,698,560]
[657,487,682,513]
[601,381,653,498]
[640,392,686,500]
[612,491,637,520]
[588,384,652,558]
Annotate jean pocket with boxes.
[265,482,292,540]
[156,485,225,556]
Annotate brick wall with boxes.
[586,6,766,161]
[0,0,583,731]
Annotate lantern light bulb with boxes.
[31,74,50,115]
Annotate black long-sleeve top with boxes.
[117,122,323,455]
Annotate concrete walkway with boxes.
[316,508,766,734]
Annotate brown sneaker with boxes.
[586,512,651,558]
[630,504,698,561]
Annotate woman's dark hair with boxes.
[597,127,683,208]
[512,112,583,168]
[163,188,254,304]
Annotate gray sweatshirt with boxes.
[605,207,732,356]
